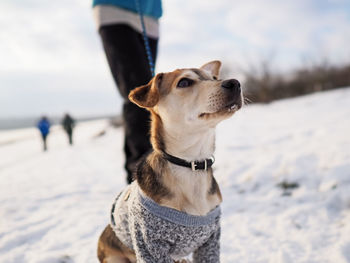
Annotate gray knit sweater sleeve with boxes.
[128,215,173,263]
[111,182,221,263]
[193,226,221,263]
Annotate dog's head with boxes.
[129,61,242,130]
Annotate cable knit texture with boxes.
[110,182,221,262]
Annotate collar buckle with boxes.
[191,159,208,171]
[191,161,197,171]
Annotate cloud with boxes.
[0,0,102,73]
[158,0,350,72]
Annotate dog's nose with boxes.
[221,79,241,93]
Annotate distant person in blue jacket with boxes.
[92,0,162,184]
[37,116,51,151]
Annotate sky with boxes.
[0,0,349,119]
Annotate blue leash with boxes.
[134,0,155,77]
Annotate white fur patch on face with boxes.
[185,112,199,122]
[183,70,200,80]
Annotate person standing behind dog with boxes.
[92,0,162,184]
[61,113,75,145]
[37,116,51,151]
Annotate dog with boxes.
[97,61,243,263]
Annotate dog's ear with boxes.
[128,73,163,108]
[200,60,222,77]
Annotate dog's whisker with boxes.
[244,97,252,105]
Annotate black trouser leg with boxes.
[99,24,158,183]
[123,101,152,183]
[68,132,73,145]
[42,134,47,151]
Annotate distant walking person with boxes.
[62,113,75,145]
[37,116,51,151]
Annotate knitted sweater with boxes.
[110,182,221,263]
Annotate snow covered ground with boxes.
[1,88,350,263]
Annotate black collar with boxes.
[162,152,215,171]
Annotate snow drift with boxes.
[1,88,350,262]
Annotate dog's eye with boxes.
[213,76,218,80]
[177,78,194,88]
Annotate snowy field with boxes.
[1,88,350,263]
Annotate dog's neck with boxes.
[148,116,221,216]
[162,121,216,162]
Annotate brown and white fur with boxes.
[97,61,243,263]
